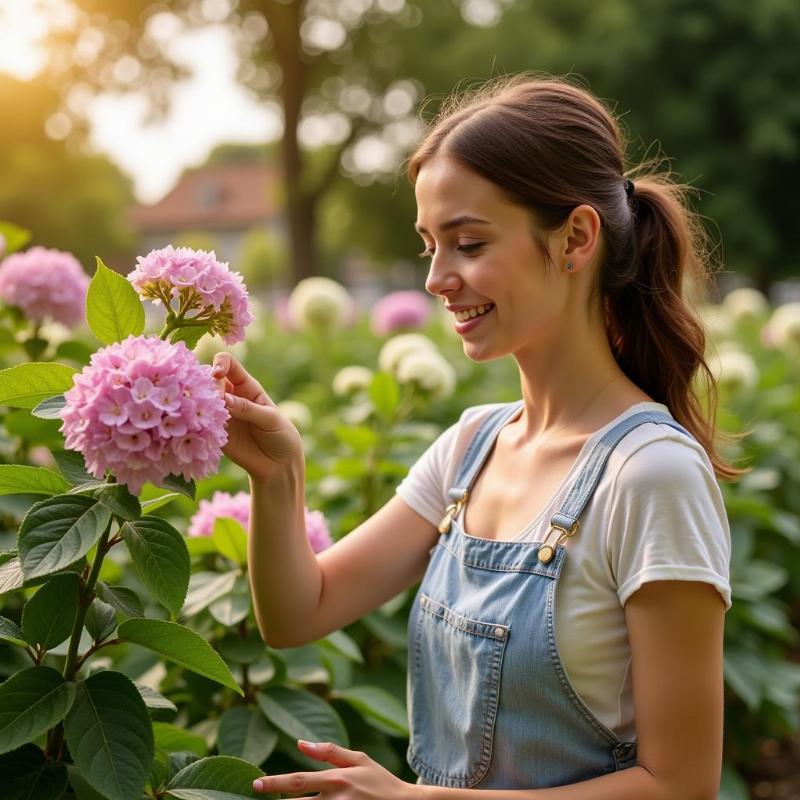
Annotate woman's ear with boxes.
[561,205,602,269]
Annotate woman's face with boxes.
[415,155,572,363]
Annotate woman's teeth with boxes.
[455,304,494,322]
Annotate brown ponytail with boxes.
[406,74,749,482]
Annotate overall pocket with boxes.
[407,592,509,788]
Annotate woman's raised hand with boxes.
[212,352,304,481]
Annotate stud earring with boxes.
[566,262,574,271]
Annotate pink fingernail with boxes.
[224,392,234,407]
[253,779,264,791]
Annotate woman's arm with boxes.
[420,579,726,800]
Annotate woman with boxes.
[214,75,741,799]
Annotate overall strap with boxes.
[538,410,694,563]
[437,401,524,534]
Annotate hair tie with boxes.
[624,178,635,198]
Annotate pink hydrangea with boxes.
[0,246,89,326]
[187,489,333,553]
[370,290,431,335]
[188,490,250,537]
[128,245,253,344]
[59,334,229,495]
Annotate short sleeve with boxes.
[606,434,732,612]
[394,418,462,528]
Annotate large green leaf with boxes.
[153,722,207,758]
[208,576,251,627]
[21,572,80,651]
[257,686,348,746]
[0,363,78,408]
[65,670,154,800]
[330,685,409,737]
[92,484,141,521]
[166,756,263,800]
[212,518,248,566]
[0,616,27,647]
[51,449,94,485]
[182,571,239,618]
[18,494,112,580]
[85,598,118,643]
[86,257,145,344]
[118,619,242,695]
[0,743,68,800]
[0,465,70,496]
[120,516,189,617]
[216,706,277,765]
[0,666,76,754]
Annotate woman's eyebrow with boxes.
[414,215,492,234]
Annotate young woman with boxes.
[214,75,741,799]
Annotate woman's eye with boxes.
[417,242,485,259]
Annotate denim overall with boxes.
[406,400,695,789]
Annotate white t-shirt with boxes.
[395,400,732,741]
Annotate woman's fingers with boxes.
[213,352,274,406]
[252,771,334,795]
[223,393,285,430]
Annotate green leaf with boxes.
[153,722,207,757]
[95,582,145,619]
[55,339,95,365]
[208,577,251,627]
[135,684,177,712]
[52,449,94,485]
[318,630,364,664]
[21,573,79,650]
[0,555,24,595]
[166,755,264,799]
[157,474,196,500]
[0,743,68,800]
[182,571,239,618]
[30,394,67,420]
[85,598,117,643]
[170,324,212,350]
[93,484,141,521]
[0,221,32,254]
[141,492,181,513]
[334,424,379,453]
[212,518,248,566]
[67,765,112,800]
[86,257,145,344]
[0,616,27,647]
[369,372,399,421]
[216,706,277,765]
[185,537,218,558]
[0,666,76,754]
[18,493,112,580]
[330,685,408,737]
[216,631,265,665]
[121,516,190,617]
[257,686,348,746]
[0,363,77,408]
[118,618,243,695]
[65,670,154,800]
[0,465,70,496]
[724,648,764,711]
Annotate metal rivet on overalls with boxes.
[494,627,506,639]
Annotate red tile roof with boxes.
[130,162,281,231]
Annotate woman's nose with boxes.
[424,253,461,298]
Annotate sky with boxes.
[0,1,281,203]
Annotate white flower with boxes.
[332,365,373,396]
[722,287,769,323]
[378,332,438,374]
[395,349,457,400]
[765,302,800,349]
[710,347,759,393]
[697,304,734,343]
[195,334,248,364]
[288,277,352,332]
[277,399,313,431]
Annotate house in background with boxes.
[129,161,285,266]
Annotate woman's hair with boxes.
[406,73,748,482]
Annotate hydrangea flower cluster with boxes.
[378,332,456,400]
[370,290,431,335]
[188,490,249,537]
[59,335,229,495]
[0,246,89,327]
[128,245,252,344]
[287,277,354,332]
[187,490,333,553]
